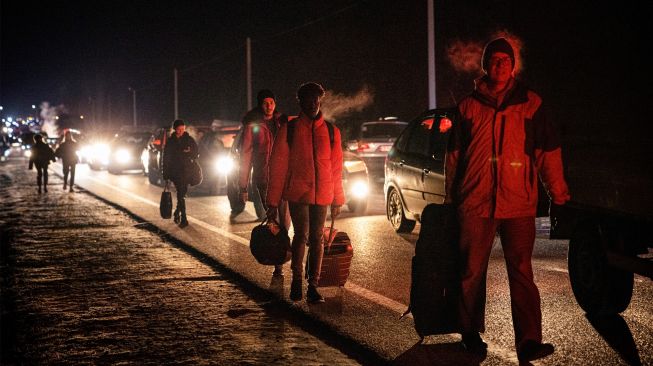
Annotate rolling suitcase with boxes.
[402,203,461,339]
[308,218,354,288]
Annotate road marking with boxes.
[545,266,569,274]
[74,173,519,364]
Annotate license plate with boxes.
[379,145,391,152]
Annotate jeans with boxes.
[288,202,327,287]
[63,163,76,187]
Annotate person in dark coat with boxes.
[162,119,198,228]
[28,133,56,193]
[55,130,79,192]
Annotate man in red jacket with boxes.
[266,82,345,303]
[239,89,290,277]
[445,38,570,362]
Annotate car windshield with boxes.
[361,123,407,139]
[117,133,150,145]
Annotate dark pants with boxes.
[63,163,76,187]
[35,164,48,189]
[458,215,541,351]
[172,179,188,215]
[288,203,327,287]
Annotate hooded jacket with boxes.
[445,76,570,218]
[55,139,79,165]
[162,131,198,183]
[239,109,287,189]
[266,112,345,207]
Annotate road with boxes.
[35,161,653,364]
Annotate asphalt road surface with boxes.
[2,157,652,365]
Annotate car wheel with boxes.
[108,167,121,175]
[386,188,416,233]
[568,220,633,315]
[348,199,368,215]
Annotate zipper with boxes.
[312,119,318,204]
[490,110,499,219]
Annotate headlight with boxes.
[115,149,131,164]
[214,155,235,175]
[91,143,110,161]
[344,159,366,173]
[350,180,369,199]
[24,149,32,158]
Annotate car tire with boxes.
[348,199,368,215]
[568,220,634,315]
[108,167,121,175]
[148,168,161,185]
[386,188,416,233]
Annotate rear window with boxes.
[360,123,407,139]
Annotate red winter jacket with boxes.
[239,110,287,189]
[266,112,345,207]
[445,77,570,218]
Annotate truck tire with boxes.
[568,221,634,315]
[387,188,416,233]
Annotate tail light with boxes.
[357,143,369,152]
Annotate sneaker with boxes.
[518,341,554,362]
[290,280,302,301]
[461,332,487,353]
[306,285,325,304]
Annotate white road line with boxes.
[75,173,518,364]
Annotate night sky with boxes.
[2,1,651,138]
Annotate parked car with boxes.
[106,131,151,174]
[346,117,408,182]
[384,108,455,232]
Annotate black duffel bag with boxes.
[250,219,291,265]
[160,181,173,219]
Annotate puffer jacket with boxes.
[239,109,287,189]
[445,76,570,218]
[29,141,56,168]
[55,140,79,165]
[266,112,345,207]
[162,131,198,183]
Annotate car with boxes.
[346,117,408,182]
[226,128,371,215]
[86,130,118,171]
[106,131,151,174]
[145,124,240,194]
[384,108,455,232]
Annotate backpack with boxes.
[286,118,335,148]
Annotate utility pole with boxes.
[246,37,252,111]
[128,87,137,127]
[427,0,437,109]
[174,68,179,120]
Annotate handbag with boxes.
[187,159,203,187]
[159,180,173,219]
[250,218,291,265]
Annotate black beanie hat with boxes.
[482,37,515,72]
[172,119,185,129]
[256,89,275,106]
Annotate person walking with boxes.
[162,119,198,228]
[55,129,79,192]
[266,82,345,303]
[444,37,570,362]
[28,133,56,194]
[239,89,291,277]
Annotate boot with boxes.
[63,183,67,190]
[69,186,74,192]
[307,285,325,304]
[290,279,302,301]
[38,186,42,194]
[173,209,181,224]
[179,212,188,228]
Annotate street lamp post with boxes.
[128,87,137,127]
